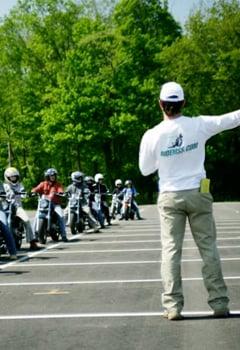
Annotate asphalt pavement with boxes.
[0,203,240,350]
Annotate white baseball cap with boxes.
[160,82,184,102]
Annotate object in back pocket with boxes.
[200,178,210,193]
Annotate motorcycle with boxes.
[123,192,135,220]
[67,191,86,235]
[110,193,123,219]
[91,192,105,227]
[0,231,8,255]
[0,203,8,255]
[34,193,65,244]
[1,191,27,249]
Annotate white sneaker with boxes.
[163,310,183,320]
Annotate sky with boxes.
[0,0,211,26]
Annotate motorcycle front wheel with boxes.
[76,220,84,233]
[124,206,130,220]
[130,210,135,220]
[37,218,47,244]
[69,213,78,235]
[14,220,26,249]
[50,229,60,242]
[69,213,84,234]
[14,232,23,250]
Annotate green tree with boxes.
[111,0,181,199]
[158,0,240,199]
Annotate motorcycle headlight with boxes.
[1,201,9,211]
[40,199,49,209]
[70,199,78,207]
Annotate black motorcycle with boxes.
[0,221,8,255]
[1,191,26,249]
[67,191,85,235]
[34,193,65,244]
[123,192,135,220]
[110,193,123,219]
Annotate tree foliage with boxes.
[0,0,240,202]
[158,0,240,199]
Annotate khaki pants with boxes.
[158,189,229,313]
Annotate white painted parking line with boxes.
[114,221,240,227]
[7,257,240,267]
[1,246,239,264]
[63,236,240,244]
[0,234,82,271]
[95,227,240,237]
[0,275,239,287]
[0,310,239,320]
[61,235,240,246]
[39,245,240,254]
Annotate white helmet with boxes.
[115,179,122,186]
[85,176,94,183]
[94,173,104,183]
[4,167,20,184]
[125,179,132,186]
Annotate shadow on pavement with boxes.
[27,256,57,261]
[0,270,30,275]
[65,238,82,242]
[182,314,240,320]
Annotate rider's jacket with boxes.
[112,186,124,195]
[0,183,5,193]
[3,182,25,207]
[120,186,137,201]
[32,181,64,205]
[93,183,109,201]
[66,183,90,206]
[112,186,124,199]
[0,182,6,211]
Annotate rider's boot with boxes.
[29,240,41,251]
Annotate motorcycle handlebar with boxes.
[0,191,29,198]
[30,192,68,198]
[53,192,68,197]
[29,192,39,198]
[13,191,28,196]
[90,192,112,196]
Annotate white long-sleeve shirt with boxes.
[139,110,240,193]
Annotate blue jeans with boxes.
[0,219,17,255]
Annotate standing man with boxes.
[139,81,240,320]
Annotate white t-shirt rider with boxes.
[139,83,240,193]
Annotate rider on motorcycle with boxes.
[110,179,124,219]
[31,168,68,242]
[120,180,143,220]
[65,171,99,233]
[112,179,124,195]
[85,176,95,199]
[0,182,18,259]
[93,173,111,227]
[3,167,40,251]
[85,175,98,221]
